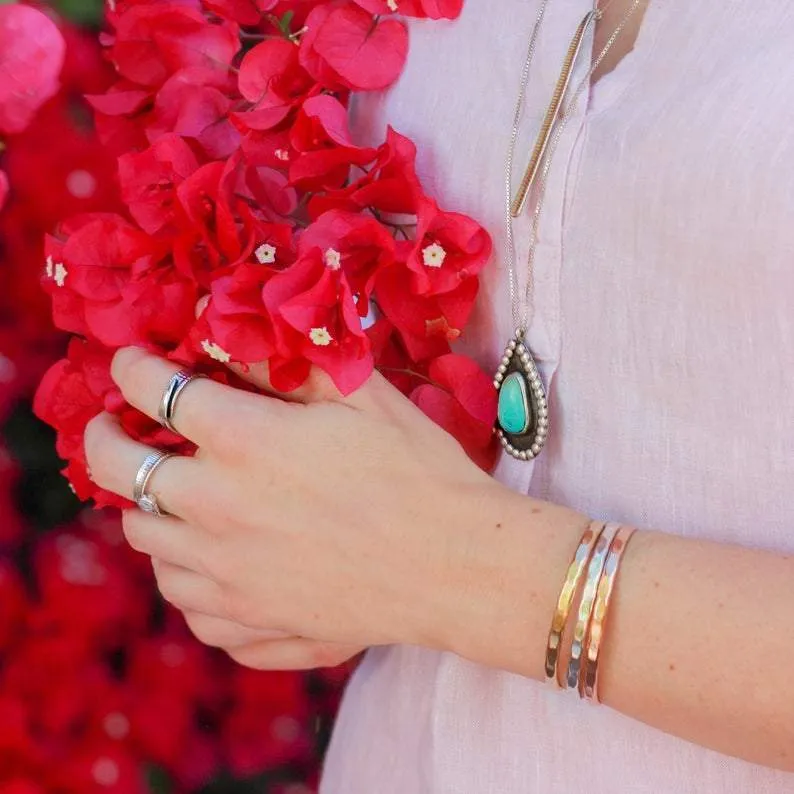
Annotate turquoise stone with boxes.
[498,371,531,435]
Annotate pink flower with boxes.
[0,5,66,134]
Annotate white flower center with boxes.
[422,242,446,268]
[53,262,68,287]
[201,340,231,363]
[324,248,342,270]
[387,0,398,9]
[46,255,68,286]
[309,327,333,346]
[275,148,290,161]
[255,243,277,264]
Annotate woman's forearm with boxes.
[428,484,794,772]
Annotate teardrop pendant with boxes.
[493,333,549,461]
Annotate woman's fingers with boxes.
[121,509,214,576]
[181,610,291,649]
[151,558,227,617]
[84,412,200,519]
[110,347,288,455]
[225,637,364,671]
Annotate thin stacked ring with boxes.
[158,370,205,433]
[132,370,204,516]
[132,451,175,517]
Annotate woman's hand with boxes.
[81,348,794,770]
[83,346,501,667]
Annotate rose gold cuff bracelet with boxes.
[564,522,621,691]
[544,519,606,687]
[580,524,636,703]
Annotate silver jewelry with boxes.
[133,451,175,517]
[158,370,204,434]
[496,0,644,461]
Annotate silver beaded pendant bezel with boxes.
[493,332,549,461]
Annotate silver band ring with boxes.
[133,451,175,517]
[158,370,205,433]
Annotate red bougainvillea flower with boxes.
[107,3,240,88]
[118,133,201,235]
[172,154,296,285]
[309,126,421,217]
[237,123,293,171]
[0,4,66,134]
[43,214,195,348]
[150,67,240,160]
[205,0,279,25]
[297,208,396,310]
[289,95,377,191]
[173,160,241,279]
[375,264,479,360]
[268,248,373,394]
[191,262,279,365]
[86,80,154,156]
[299,2,409,91]
[405,196,492,296]
[409,353,498,469]
[354,0,463,18]
[33,339,121,506]
[237,39,318,131]
[197,247,373,393]
[183,149,298,230]
[32,339,185,508]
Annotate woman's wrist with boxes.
[417,480,590,681]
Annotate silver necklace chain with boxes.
[505,0,644,334]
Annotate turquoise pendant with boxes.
[494,332,549,461]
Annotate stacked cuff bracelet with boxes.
[545,519,636,700]
[581,524,636,702]
[544,519,605,687]
[565,522,620,691]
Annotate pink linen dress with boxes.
[321,2,794,791]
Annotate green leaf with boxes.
[278,9,294,36]
[52,0,105,26]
